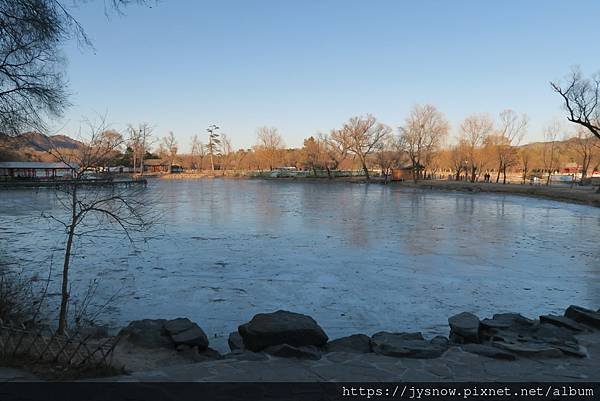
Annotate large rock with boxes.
[460,344,516,360]
[176,344,222,362]
[78,324,109,339]
[565,305,600,329]
[119,317,210,350]
[228,332,244,352]
[540,315,587,332]
[478,311,585,359]
[325,334,372,353]
[448,312,480,343]
[238,310,328,351]
[481,313,535,330]
[480,313,536,342]
[263,344,321,360]
[224,351,269,362]
[371,332,448,359]
[164,318,209,350]
[491,341,564,358]
[118,319,172,349]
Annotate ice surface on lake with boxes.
[1,179,599,352]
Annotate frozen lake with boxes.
[1,179,599,352]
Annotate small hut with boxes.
[390,163,424,181]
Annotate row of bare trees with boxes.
[147,106,597,185]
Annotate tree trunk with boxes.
[581,156,589,183]
[325,165,332,179]
[361,160,370,180]
[502,165,507,184]
[133,151,137,176]
[496,162,502,183]
[58,185,77,335]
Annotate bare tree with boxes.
[161,131,177,169]
[220,133,234,171]
[338,115,391,180]
[255,126,284,171]
[460,114,494,182]
[126,123,154,175]
[399,104,449,182]
[450,139,470,181]
[42,117,151,334]
[375,134,403,183]
[320,131,348,179]
[232,149,248,171]
[568,127,599,182]
[0,0,78,134]
[519,147,534,184]
[551,67,600,141]
[127,125,142,173]
[190,134,205,170]
[493,110,528,184]
[542,121,561,186]
[0,1,149,135]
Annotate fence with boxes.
[0,319,120,369]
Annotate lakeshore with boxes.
[2,305,600,382]
[390,180,600,208]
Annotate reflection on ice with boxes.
[1,179,599,352]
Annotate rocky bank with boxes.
[105,305,600,380]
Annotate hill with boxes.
[0,132,83,162]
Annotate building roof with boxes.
[143,159,168,166]
[0,161,77,169]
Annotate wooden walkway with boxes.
[0,178,147,189]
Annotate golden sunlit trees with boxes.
[301,136,324,176]
[220,133,234,171]
[190,134,205,170]
[493,110,528,184]
[460,114,494,182]
[255,126,284,171]
[375,134,404,183]
[320,131,349,179]
[519,147,535,184]
[542,121,561,185]
[449,139,470,181]
[337,115,391,180]
[568,128,599,181]
[399,104,449,182]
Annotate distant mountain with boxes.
[0,132,83,162]
[18,132,83,151]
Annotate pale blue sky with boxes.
[59,0,600,151]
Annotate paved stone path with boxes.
[106,332,600,382]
